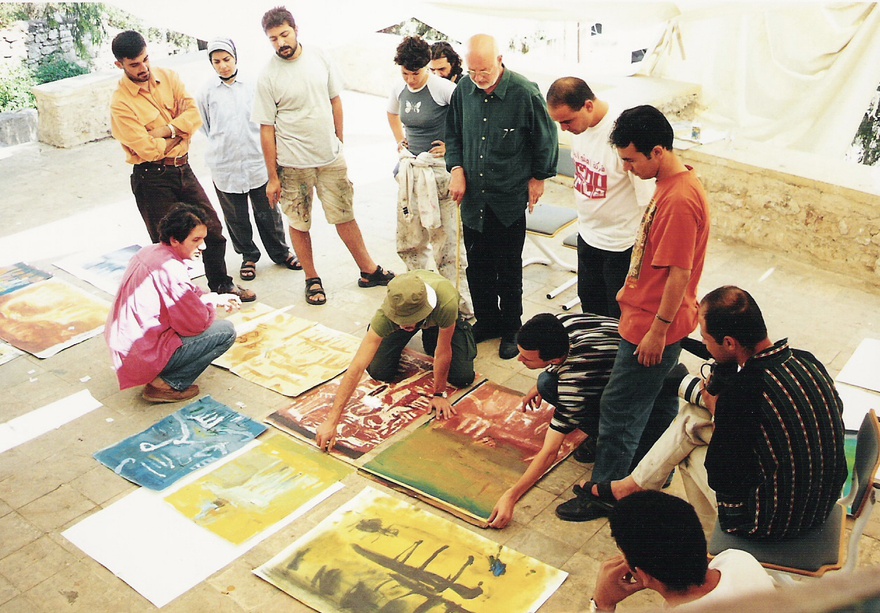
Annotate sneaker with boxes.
[358,265,395,288]
[218,283,256,303]
[572,437,596,463]
[555,496,610,522]
[142,383,199,403]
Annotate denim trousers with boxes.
[591,338,683,483]
[367,318,477,388]
[576,235,632,319]
[159,320,236,391]
[214,182,290,264]
[130,163,233,292]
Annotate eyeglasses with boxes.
[467,69,494,78]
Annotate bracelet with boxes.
[655,314,672,325]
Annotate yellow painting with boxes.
[213,310,313,370]
[227,321,360,397]
[254,487,567,613]
[165,435,351,545]
[0,278,110,358]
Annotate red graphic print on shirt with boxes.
[574,159,608,199]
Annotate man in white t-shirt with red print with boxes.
[547,77,652,318]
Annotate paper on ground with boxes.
[837,338,880,393]
[0,389,101,454]
[63,439,342,608]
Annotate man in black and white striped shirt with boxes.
[488,312,619,528]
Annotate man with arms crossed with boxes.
[556,105,710,522]
[445,34,558,360]
[546,77,652,317]
[253,6,394,306]
[110,30,255,302]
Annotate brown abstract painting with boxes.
[361,382,587,525]
[267,350,442,461]
[0,278,110,358]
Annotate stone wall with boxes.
[26,19,87,70]
[680,140,880,285]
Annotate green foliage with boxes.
[0,4,29,29]
[32,53,88,85]
[4,3,106,59]
[0,61,35,112]
[852,88,880,166]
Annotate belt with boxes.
[138,154,189,167]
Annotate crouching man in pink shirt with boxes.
[106,204,240,403]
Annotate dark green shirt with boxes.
[445,67,558,231]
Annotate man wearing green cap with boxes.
[316,270,476,451]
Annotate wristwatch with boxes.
[433,391,447,399]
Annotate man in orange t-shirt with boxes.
[556,105,710,522]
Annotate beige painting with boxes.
[0,278,110,358]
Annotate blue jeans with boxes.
[160,320,236,391]
[592,339,682,483]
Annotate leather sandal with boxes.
[572,481,618,512]
[240,261,257,281]
[357,265,395,288]
[304,277,326,305]
[282,254,303,271]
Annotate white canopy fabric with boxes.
[108,0,880,159]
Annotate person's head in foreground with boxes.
[159,204,209,261]
[381,272,437,333]
[465,34,503,92]
[609,104,674,181]
[112,30,150,83]
[261,6,298,60]
[515,313,568,369]
[699,285,768,363]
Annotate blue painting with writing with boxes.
[94,396,267,490]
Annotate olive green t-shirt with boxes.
[370,270,460,338]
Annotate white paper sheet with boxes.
[62,439,342,608]
[0,389,102,454]
[837,338,880,393]
[837,381,880,431]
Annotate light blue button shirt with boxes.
[197,77,268,194]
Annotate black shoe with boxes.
[472,323,501,344]
[661,362,690,397]
[555,496,610,522]
[572,437,596,463]
[499,335,518,360]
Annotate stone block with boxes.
[32,70,117,148]
[0,109,37,146]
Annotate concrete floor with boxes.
[0,91,879,612]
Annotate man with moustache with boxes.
[110,30,255,302]
[253,6,394,306]
[445,34,558,359]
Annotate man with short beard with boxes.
[253,6,394,306]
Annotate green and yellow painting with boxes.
[165,434,351,545]
[254,487,567,613]
[361,382,586,524]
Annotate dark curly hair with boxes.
[158,204,209,245]
[430,41,463,82]
[394,36,430,72]
[262,6,295,32]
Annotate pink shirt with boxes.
[105,243,215,390]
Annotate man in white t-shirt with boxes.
[252,6,394,306]
[546,77,652,318]
[588,490,773,612]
